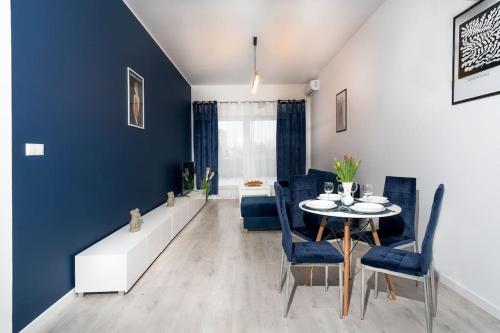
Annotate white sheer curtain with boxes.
[218,101,277,198]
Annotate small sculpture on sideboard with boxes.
[129,208,142,233]
[167,191,175,207]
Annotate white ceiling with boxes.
[124,0,385,85]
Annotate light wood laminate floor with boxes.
[37,200,499,332]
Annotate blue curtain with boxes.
[193,101,218,194]
[276,100,306,181]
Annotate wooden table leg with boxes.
[315,216,328,241]
[368,219,397,300]
[304,216,329,286]
[343,219,350,316]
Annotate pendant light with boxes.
[251,36,260,94]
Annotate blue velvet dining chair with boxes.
[360,184,444,333]
[289,175,340,285]
[275,182,344,317]
[289,175,336,242]
[354,176,417,250]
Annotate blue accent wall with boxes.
[11,1,191,331]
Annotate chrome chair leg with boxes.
[424,276,432,333]
[361,265,365,319]
[374,271,378,299]
[428,275,434,332]
[430,263,437,317]
[325,266,328,292]
[429,276,434,331]
[339,264,344,318]
[284,264,292,318]
[414,242,419,287]
[278,251,285,292]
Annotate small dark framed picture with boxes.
[452,0,500,104]
[127,67,145,129]
[336,89,347,132]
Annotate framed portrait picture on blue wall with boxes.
[127,67,145,129]
[452,0,500,104]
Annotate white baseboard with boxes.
[20,289,76,333]
[439,273,500,320]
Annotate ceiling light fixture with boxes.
[251,36,260,94]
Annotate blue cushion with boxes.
[292,241,344,264]
[361,246,422,276]
[354,231,414,248]
[243,217,281,231]
[241,196,278,217]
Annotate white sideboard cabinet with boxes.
[75,192,205,295]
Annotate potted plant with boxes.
[200,167,215,202]
[333,154,361,205]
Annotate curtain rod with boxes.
[194,99,305,104]
[218,100,305,104]
[217,100,277,104]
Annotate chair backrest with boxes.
[307,168,361,198]
[379,176,417,240]
[307,169,339,195]
[274,182,293,260]
[420,184,445,275]
[290,175,318,229]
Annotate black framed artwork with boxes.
[452,0,500,105]
[336,89,347,132]
[127,67,145,129]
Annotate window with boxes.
[218,101,277,197]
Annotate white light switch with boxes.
[25,143,44,156]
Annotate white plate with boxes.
[351,203,385,213]
[359,196,388,204]
[318,193,341,201]
[305,200,337,210]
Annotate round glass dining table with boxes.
[299,200,402,317]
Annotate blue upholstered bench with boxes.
[241,196,282,231]
[240,169,341,231]
[240,169,361,232]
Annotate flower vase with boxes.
[342,182,354,206]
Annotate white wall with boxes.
[311,0,500,319]
[0,1,12,332]
[192,84,311,191]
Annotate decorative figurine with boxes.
[129,208,142,233]
[167,191,175,207]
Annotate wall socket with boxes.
[25,143,44,156]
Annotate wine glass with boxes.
[324,182,334,199]
[337,184,346,210]
[351,182,359,198]
[362,184,373,202]
[337,183,344,197]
